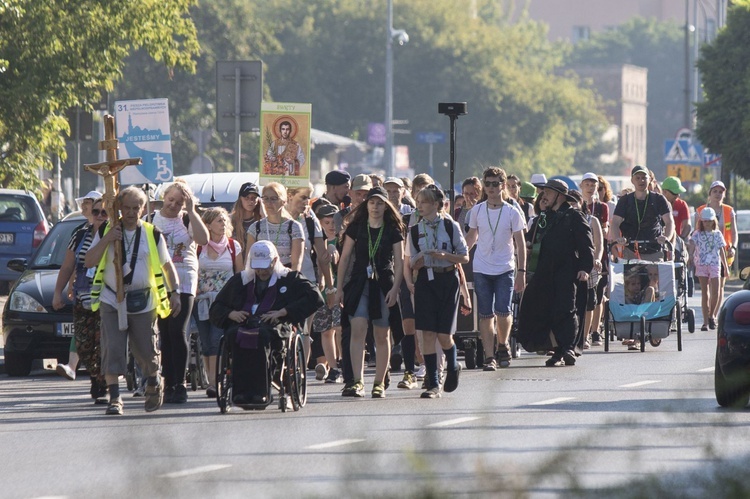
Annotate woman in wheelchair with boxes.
[209,241,323,406]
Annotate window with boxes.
[572,26,590,43]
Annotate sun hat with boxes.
[530,173,547,187]
[519,181,537,200]
[540,179,577,202]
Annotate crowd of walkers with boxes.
[52,164,737,414]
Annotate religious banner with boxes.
[114,98,174,185]
[259,102,311,188]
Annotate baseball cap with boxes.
[239,182,259,197]
[75,190,102,205]
[249,240,278,269]
[314,203,339,219]
[661,176,686,194]
[351,174,373,191]
[581,172,599,183]
[383,177,403,186]
[530,173,547,187]
[710,180,726,191]
[700,207,717,221]
[631,165,649,176]
[366,186,389,203]
[325,170,351,186]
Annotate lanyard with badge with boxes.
[486,202,504,252]
[421,218,439,281]
[367,222,384,280]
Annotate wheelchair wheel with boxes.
[288,333,307,411]
[216,336,232,414]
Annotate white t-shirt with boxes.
[297,213,323,283]
[248,218,305,267]
[90,223,171,313]
[150,211,199,295]
[468,201,525,275]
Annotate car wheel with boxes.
[5,352,32,376]
[715,352,750,408]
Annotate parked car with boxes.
[735,210,750,271]
[714,265,750,407]
[0,189,49,293]
[2,216,85,376]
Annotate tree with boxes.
[567,18,685,176]
[696,1,750,179]
[0,0,200,191]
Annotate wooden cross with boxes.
[84,115,141,322]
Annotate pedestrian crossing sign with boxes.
[664,140,704,166]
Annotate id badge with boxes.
[427,268,435,281]
[251,304,259,315]
[85,267,96,278]
[367,264,374,279]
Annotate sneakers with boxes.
[583,339,591,350]
[325,368,343,384]
[171,384,188,404]
[414,364,426,379]
[398,371,419,389]
[163,385,174,403]
[342,380,365,398]
[56,363,76,380]
[372,381,386,398]
[496,348,511,368]
[483,358,498,371]
[443,365,461,393]
[106,397,124,415]
[206,385,217,398]
[420,386,442,399]
[144,378,164,413]
[315,363,328,381]
[562,350,577,366]
[591,332,602,346]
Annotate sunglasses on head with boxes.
[92,209,107,216]
[483,180,502,188]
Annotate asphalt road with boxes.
[1,284,749,498]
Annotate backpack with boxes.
[196,238,238,267]
[410,218,455,253]
[255,218,294,244]
[147,211,190,228]
[303,215,319,276]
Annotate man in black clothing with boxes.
[518,179,595,366]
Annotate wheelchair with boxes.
[215,325,307,413]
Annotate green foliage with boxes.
[0,0,200,192]
[696,2,750,179]
[567,18,685,175]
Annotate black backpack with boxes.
[410,218,455,253]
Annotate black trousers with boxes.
[231,324,287,399]
[158,293,194,388]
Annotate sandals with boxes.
[708,318,717,330]
[701,324,708,332]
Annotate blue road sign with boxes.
[664,139,703,166]
[415,131,446,144]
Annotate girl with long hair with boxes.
[230,182,263,255]
[334,187,404,398]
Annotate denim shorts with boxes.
[350,286,390,328]
[473,271,514,318]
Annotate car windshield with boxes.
[30,219,86,269]
[0,194,38,222]
[737,212,750,233]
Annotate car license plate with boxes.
[56,322,74,337]
[0,233,13,244]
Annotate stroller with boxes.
[604,259,683,352]
[673,236,696,333]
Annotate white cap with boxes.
[530,174,547,187]
[249,240,278,269]
[581,172,598,183]
[75,190,102,205]
[700,207,717,221]
[710,180,726,191]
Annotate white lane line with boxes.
[159,464,232,479]
[619,380,661,388]
[306,439,365,450]
[697,367,715,373]
[426,416,481,428]
[529,397,575,406]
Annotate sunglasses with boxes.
[483,180,502,188]
[91,209,108,216]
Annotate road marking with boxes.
[306,439,365,450]
[697,367,715,373]
[159,464,232,479]
[529,397,575,406]
[619,380,661,388]
[427,417,481,428]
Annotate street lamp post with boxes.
[385,0,408,178]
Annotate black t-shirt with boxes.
[344,219,403,277]
[614,191,670,248]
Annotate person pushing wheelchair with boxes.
[210,241,323,406]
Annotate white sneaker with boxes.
[56,363,76,380]
[415,364,426,379]
[314,363,328,381]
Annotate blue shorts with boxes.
[473,271,514,318]
[350,286,390,328]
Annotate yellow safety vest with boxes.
[90,221,171,319]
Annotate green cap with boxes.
[662,176,686,194]
[520,181,537,200]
